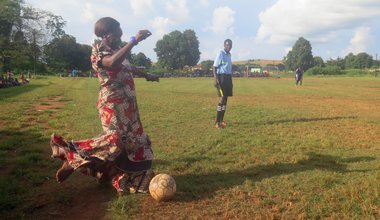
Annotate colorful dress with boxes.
[54,40,154,192]
[90,40,153,163]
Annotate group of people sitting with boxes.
[0,71,30,89]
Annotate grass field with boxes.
[0,76,379,219]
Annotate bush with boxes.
[342,69,372,76]
[306,66,343,75]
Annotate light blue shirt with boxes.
[213,50,232,74]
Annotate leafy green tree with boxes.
[313,56,324,67]
[0,0,21,71]
[181,30,200,67]
[44,35,91,72]
[154,29,200,69]
[0,0,66,73]
[344,53,356,69]
[326,57,343,69]
[130,52,152,69]
[200,60,213,75]
[9,30,32,71]
[76,44,92,71]
[355,52,373,69]
[284,37,314,70]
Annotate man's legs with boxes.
[220,96,228,126]
[215,96,228,128]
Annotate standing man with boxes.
[295,67,303,86]
[213,39,233,129]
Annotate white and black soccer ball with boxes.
[149,173,176,201]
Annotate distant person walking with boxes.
[71,69,77,77]
[213,39,233,129]
[295,67,303,86]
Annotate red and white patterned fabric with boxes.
[55,40,153,192]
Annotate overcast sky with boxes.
[26,0,380,62]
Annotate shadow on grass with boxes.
[265,116,358,125]
[173,152,375,202]
[0,83,46,101]
[0,127,50,216]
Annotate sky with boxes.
[25,0,380,62]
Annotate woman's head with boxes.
[95,17,123,49]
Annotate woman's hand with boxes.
[135,30,152,43]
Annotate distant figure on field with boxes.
[71,69,77,77]
[20,72,25,83]
[295,67,303,86]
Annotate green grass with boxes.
[0,76,379,219]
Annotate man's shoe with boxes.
[220,121,227,128]
[213,123,221,129]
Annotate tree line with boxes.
[0,0,201,75]
[1,0,378,76]
[284,37,379,73]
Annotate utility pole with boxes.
[376,53,378,77]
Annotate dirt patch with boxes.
[1,95,115,220]
[34,95,66,112]
[27,175,114,220]
[30,96,114,219]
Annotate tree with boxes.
[181,30,200,67]
[284,37,314,71]
[313,56,324,67]
[200,60,213,75]
[0,0,67,73]
[130,52,152,69]
[355,52,373,69]
[0,0,21,71]
[76,44,92,71]
[154,29,200,69]
[344,53,356,69]
[9,30,31,71]
[44,35,92,72]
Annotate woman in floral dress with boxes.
[50,17,159,195]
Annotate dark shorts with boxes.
[217,74,233,97]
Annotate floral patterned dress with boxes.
[64,40,153,173]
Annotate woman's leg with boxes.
[112,169,155,196]
[50,131,122,183]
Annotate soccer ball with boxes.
[149,173,176,201]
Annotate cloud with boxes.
[165,0,190,23]
[130,0,154,17]
[207,6,235,35]
[256,0,380,45]
[345,27,373,55]
[199,0,210,7]
[149,16,173,37]
[80,3,95,24]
